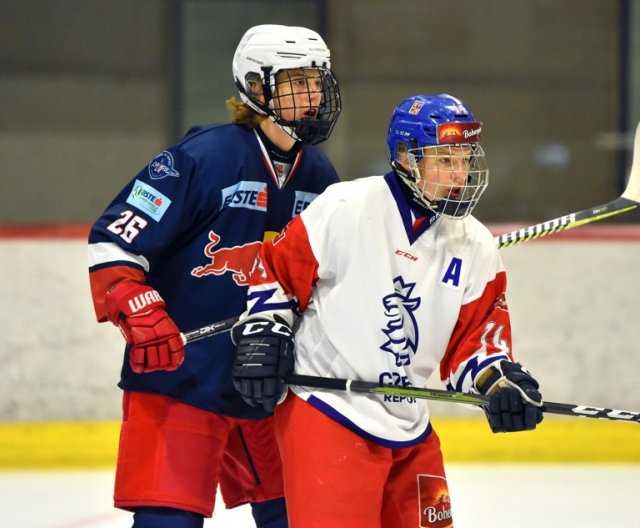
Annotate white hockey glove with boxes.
[474,360,543,433]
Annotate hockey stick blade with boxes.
[285,374,640,424]
[495,121,640,248]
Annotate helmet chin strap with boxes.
[390,161,435,212]
[267,114,300,142]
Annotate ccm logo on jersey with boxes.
[221,181,268,212]
[395,249,418,261]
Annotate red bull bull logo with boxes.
[191,231,262,286]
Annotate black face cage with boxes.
[259,66,341,145]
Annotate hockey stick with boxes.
[285,374,640,425]
[181,122,640,343]
[181,323,640,424]
[179,323,640,424]
[181,315,239,344]
[495,122,640,248]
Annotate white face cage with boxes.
[406,143,489,219]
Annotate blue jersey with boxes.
[88,123,339,418]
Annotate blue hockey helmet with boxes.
[386,94,488,218]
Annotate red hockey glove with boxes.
[474,360,543,433]
[105,281,185,373]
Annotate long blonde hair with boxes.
[225,97,266,129]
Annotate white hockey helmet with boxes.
[232,24,341,145]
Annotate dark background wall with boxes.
[2,0,639,224]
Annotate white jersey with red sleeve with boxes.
[245,172,513,447]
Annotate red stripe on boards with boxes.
[0,224,90,239]
[1,223,640,241]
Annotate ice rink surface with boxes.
[1,464,639,528]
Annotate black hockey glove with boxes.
[474,360,543,433]
[231,315,294,413]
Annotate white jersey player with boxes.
[232,93,544,527]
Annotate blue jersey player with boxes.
[88,25,341,528]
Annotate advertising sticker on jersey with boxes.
[126,180,172,221]
[417,474,452,528]
[221,181,268,212]
[292,190,319,217]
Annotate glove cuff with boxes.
[474,364,504,395]
[474,360,543,407]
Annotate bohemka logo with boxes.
[417,474,452,528]
[422,503,452,526]
[380,276,421,367]
[463,127,481,139]
[436,122,481,145]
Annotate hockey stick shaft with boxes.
[495,121,640,248]
[181,319,640,425]
[181,315,238,344]
[494,196,638,248]
[285,374,640,424]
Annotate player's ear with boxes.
[246,73,265,103]
[395,143,411,172]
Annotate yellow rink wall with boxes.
[1,417,638,470]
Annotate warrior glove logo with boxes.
[380,276,421,367]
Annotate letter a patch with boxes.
[441,257,462,288]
